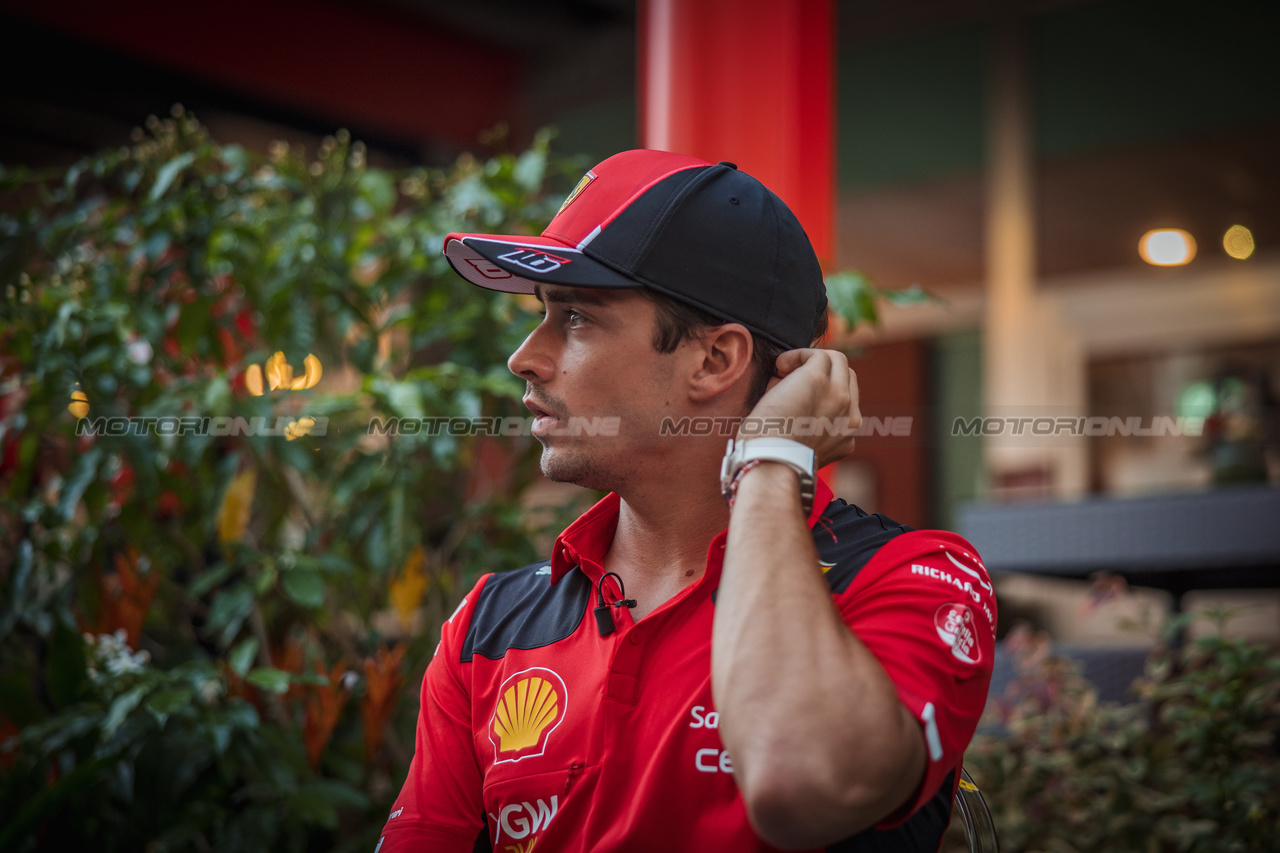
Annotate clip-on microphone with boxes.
[594,571,637,636]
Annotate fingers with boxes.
[825,350,850,410]
[772,348,855,411]
[773,347,822,377]
[847,364,862,433]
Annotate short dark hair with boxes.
[638,289,829,406]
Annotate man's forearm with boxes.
[711,463,925,848]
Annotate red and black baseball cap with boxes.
[443,149,828,350]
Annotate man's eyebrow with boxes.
[534,287,613,307]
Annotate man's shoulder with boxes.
[814,498,953,595]
[460,560,591,663]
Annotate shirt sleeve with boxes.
[833,531,996,827]
[376,578,490,852]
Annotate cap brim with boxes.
[444,233,640,294]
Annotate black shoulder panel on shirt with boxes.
[826,768,954,853]
[812,499,914,595]
[472,821,492,853]
[461,560,591,662]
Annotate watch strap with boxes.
[720,438,816,516]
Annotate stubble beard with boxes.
[538,443,612,492]
[537,439,638,494]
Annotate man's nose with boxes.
[508,325,554,384]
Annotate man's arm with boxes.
[712,349,925,849]
[714,464,927,848]
[378,589,487,852]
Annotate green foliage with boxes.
[959,623,1280,853]
[0,108,585,851]
[0,107,928,851]
[825,270,933,331]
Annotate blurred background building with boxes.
[4,0,1278,650]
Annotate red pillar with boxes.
[640,0,837,489]
[638,0,835,267]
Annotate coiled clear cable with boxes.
[955,768,999,853]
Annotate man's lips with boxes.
[523,398,555,419]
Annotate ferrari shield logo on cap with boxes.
[556,170,596,216]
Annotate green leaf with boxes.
[824,271,935,331]
[220,143,250,177]
[0,672,41,728]
[229,636,259,676]
[513,148,547,193]
[300,778,370,811]
[879,283,934,306]
[287,786,339,829]
[375,378,424,419]
[103,685,148,737]
[245,668,291,694]
[0,540,34,641]
[189,561,235,597]
[281,568,324,608]
[825,270,875,329]
[149,151,197,201]
[56,447,102,523]
[290,671,327,687]
[46,620,88,709]
[0,744,129,852]
[304,554,355,574]
[358,170,396,215]
[205,582,254,648]
[147,686,194,716]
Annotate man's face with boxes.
[508,285,683,491]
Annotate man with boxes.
[379,150,995,852]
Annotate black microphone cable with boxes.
[594,571,637,636]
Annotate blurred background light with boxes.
[1222,224,1255,259]
[68,388,89,418]
[1176,380,1217,419]
[1139,228,1196,266]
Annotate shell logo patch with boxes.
[935,603,981,665]
[490,667,567,763]
[556,170,596,216]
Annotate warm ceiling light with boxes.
[1223,224,1255,260]
[1139,229,1196,266]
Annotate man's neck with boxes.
[603,453,730,621]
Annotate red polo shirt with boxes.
[380,480,996,852]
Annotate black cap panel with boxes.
[445,149,828,351]
[585,164,825,349]
[587,166,711,273]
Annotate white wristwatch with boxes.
[720,438,816,515]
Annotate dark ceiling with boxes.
[2,0,1277,288]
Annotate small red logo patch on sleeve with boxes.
[935,603,981,665]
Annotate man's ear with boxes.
[687,324,753,403]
